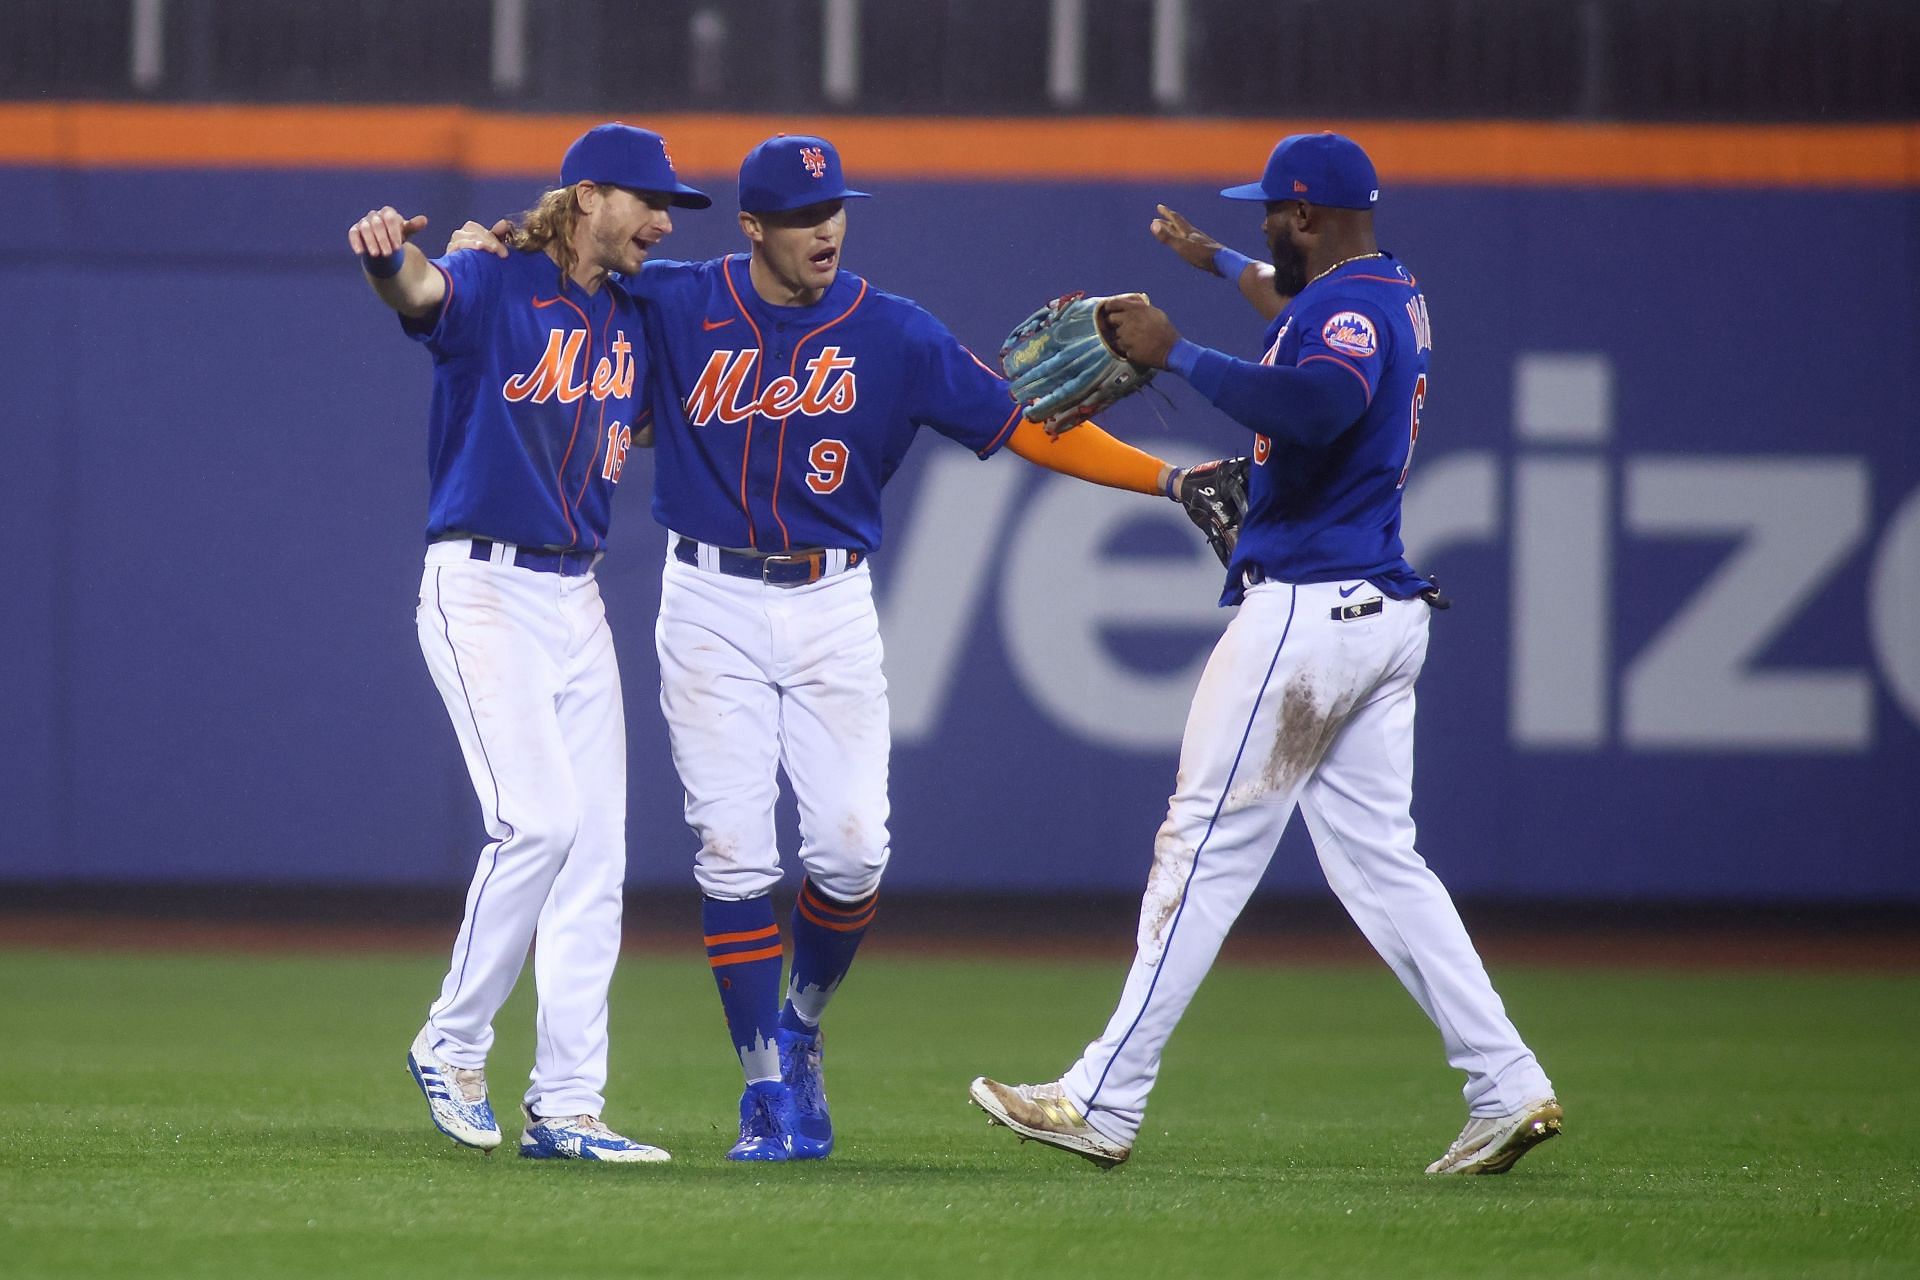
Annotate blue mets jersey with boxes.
[1219,253,1432,604]
[627,255,1022,552]
[403,249,646,552]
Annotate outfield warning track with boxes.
[3,911,1915,972]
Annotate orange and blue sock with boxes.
[780,879,878,1036]
[703,894,784,1082]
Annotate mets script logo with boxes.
[686,347,858,425]
[1320,311,1378,359]
[502,330,635,404]
[801,146,828,179]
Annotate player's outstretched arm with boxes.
[1006,418,1175,496]
[1150,205,1286,322]
[347,206,445,319]
[1104,297,1365,448]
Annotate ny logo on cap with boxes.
[801,146,827,178]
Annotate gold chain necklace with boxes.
[1306,251,1383,288]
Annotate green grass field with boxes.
[2,943,1915,1278]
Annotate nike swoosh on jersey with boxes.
[701,317,735,332]
[1338,582,1365,597]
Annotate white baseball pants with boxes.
[655,542,891,903]
[413,540,628,1119]
[1063,580,1553,1145]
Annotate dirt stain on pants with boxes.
[1138,818,1192,958]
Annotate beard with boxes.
[1268,230,1309,297]
[597,223,642,273]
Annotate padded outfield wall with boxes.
[1,106,1915,900]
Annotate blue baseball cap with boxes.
[1221,132,1379,210]
[560,123,712,209]
[738,134,871,214]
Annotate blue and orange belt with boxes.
[673,536,862,586]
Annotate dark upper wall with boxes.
[5,0,1918,122]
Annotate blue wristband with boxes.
[1165,338,1205,380]
[361,248,406,279]
[1212,246,1255,282]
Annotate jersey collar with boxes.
[725,254,861,324]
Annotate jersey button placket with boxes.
[759,323,788,549]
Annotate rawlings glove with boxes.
[1169,457,1249,568]
[1000,292,1157,435]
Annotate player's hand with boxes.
[1149,205,1225,275]
[1100,294,1181,369]
[347,207,428,258]
[446,219,513,258]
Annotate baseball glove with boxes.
[1172,457,1249,567]
[1000,292,1157,435]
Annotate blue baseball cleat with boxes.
[778,1027,834,1159]
[727,1080,794,1161]
[406,1028,501,1151]
[518,1106,671,1163]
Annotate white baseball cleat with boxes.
[1425,1096,1564,1174]
[968,1076,1131,1169]
[518,1106,672,1163]
[406,1028,501,1151]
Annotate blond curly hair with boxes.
[510,185,584,278]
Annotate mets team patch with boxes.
[1321,312,1379,358]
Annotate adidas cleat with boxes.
[518,1107,671,1163]
[1425,1097,1564,1175]
[968,1076,1130,1169]
[406,1028,501,1151]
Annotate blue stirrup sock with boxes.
[780,879,878,1036]
[703,894,785,1083]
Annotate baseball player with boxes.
[447,133,1200,1162]
[970,133,1564,1175]
[349,123,711,1162]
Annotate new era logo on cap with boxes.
[1222,132,1380,210]
[560,123,712,209]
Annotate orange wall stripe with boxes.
[2,104,1916,187]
